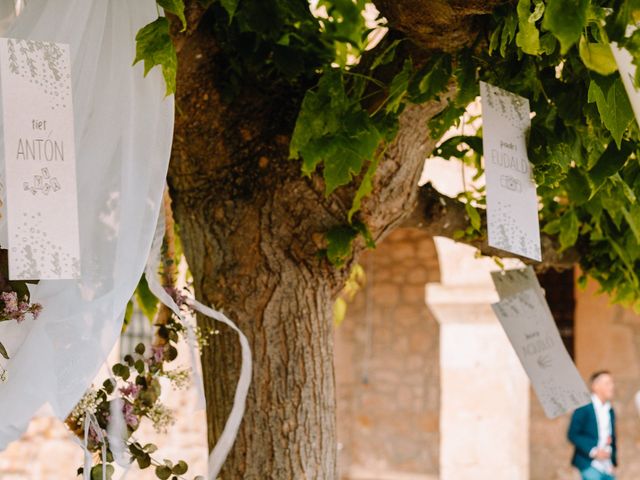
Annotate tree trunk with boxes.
[168,14,347,476]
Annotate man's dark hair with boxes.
[590,370,611,385]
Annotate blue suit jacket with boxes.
[568,402,617,471]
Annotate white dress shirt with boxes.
[591,394,613,474]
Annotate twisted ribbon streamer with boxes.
[83,412,108,480]
[144,207,253,479]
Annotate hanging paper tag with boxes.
[0,38,80,279]
[490,269,590,418]
[611,42,640,128]
[491,265,542,299]
[480,81,541,261]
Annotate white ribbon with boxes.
[144,208,253,480]
[185,298,252,479]
[144,208,207,408]
[83,412,108,480]
[107,395,130,468]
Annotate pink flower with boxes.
[151,345,165,363]
[164,286,188,307]
[119,382,141,398]
[122,402,139,428]
[87,424,100,444]
[30,303,42,320]
[1,292,18,314]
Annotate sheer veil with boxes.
[0,0,174,448]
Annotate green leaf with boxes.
[135,275,159,323]
[370,39,402,71]
[516,0,541,55]
[622,204,640,243]
[558,209,580,251]
[91,465,114,480]
[103,379,115,395]
[408,53,452,103]
[435,135,483,159]
[611,173,636,203]
[453,50,479,106]
[352,220,375,249]
[587,76,634,148]
[326,226,358,266]
[157,0,186,30]
[348,157,378,221]
[220,0,239,20]
[385,59,412,114]
[172,460,188,475]
[588,141,632,190]
[122,300,134,332]
[323,129,378,195]
[427,105,464,140]
[134,17,177,96]
[579,36,617,75]
[0,341,8,360]
[542,0,589,53]
[333,297,347,325]
[565,168,591,205]
[155,465,172,480]
[499,12,518,57]
[465,203,482,231]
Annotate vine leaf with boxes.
[157,0,186,30]
[622,204,640,243]
[220,0,239,20]
[516,0,541,55]
[90,464,114,480]
[542,0,589,53]
[134,17,177,96]
[587,76,634,148]
[349,157,378,222]
[588,141,632,190]
[558,209,579,251]
[135,275,160,323]
[579,36,617,75]
[0,341,8,360]
[290,70,383,196]
[326,225,358,266]
[465,203,481,231]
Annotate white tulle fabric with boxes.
[0,0,174,449]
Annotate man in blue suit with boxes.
[568,371,617,480]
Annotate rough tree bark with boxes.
[167,1,524,479]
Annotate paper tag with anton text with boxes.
[0,38,80,279]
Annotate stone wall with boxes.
[335,228,441,480]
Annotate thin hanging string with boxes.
[145,201,253,480]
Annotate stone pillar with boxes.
[427,237,529,480]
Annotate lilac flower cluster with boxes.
[0,291,42,323]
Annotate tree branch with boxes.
[402,183,579,271]
[372,0,507,52]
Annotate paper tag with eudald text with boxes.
[481,82,541,262]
